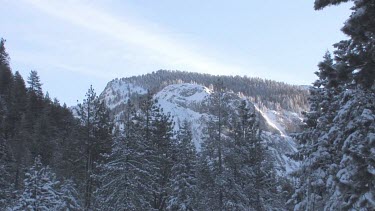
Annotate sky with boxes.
[0,0,352,106]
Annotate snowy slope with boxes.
[100,79,147,110]
[153,83,299,174]
[100,81,301,175]
[154,83,211,149]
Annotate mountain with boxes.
[99,70,309,175]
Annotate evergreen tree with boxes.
[223,101,258,210]
[289,52,340,210]
[0,136,13,208]
[167,120,198,211]
[325,90,375,209]
[195,153,214,211]
[227,101,282,210]
[76,85,113,210]
[96,100,152,210]
[27,70,43,97]
[148,101,176,210]
[314,0,374,89]
[30,106,55,164]
[139,90,154,144]
[198,79,230,210]
[290,1,375,210]
[0,38,13,140]
[315,0,375,89]
[12,156,62,211]
[0,38,13,104]
[59,179,83,211]
[6,71,27,138]
[53,106,85,184]
[25,70,44,132]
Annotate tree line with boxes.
[0,38,113,210]
[107,69,309,113]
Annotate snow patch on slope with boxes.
[255,105,286,136]
[255,105,303,135]
[154,83,211,149]
[155,83,211,106]
[101,79,147,109]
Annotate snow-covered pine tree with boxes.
[148,101,176,210]
[12,156,62,211]
[167,120,198,211]
[325,89,375,209]
[289,52,341,210]
[198,79,230,210]
[227,100,282,210]
[221,100,255,210]
[76,85,113,210]
[95,100,152,210]
[58,179,82,211]
[314,0,374,87]
[290,1,375,210]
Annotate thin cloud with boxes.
[25,0,253,76]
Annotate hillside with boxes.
[100,71,308,175]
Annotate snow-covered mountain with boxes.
[100,73,305,176]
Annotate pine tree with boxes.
[59,179,82,211]
[315,0,375,89]
[289,52,340,210]
[96,100,152,210]
[12,156,62,211]
[25,70,44,132]
[0,136,14,208]
[7,71,27,138]
[225,100,282,210]
[324,90,375,209]
[27,70,43,98]
[196,153,214,210]
[167,120,198,211]
[0,38,13,140]
[198,79,230,210]
[223,100,258,210]
[290,1,375,210]
[41,98,85,182]
[139,90,154,144]
[30,107,55,164]
[76,85,113,210]
[148,101,176,210]
[0,38,13,104]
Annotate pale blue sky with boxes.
[0,0,351,105]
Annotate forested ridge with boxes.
[108,69,309,113]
